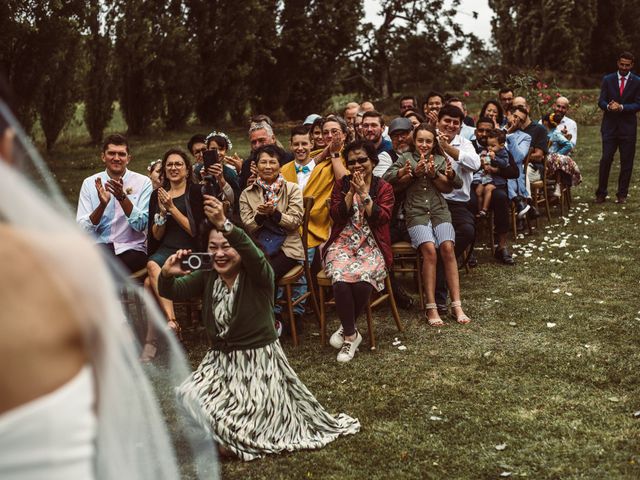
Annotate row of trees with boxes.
[1,0,480,150]
[489,0,640,76]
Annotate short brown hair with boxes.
[102,133,129,154]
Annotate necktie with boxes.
[295,165,310,174]
[620,76,626,97]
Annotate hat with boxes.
[388,117,413,135]
[303,113,322,126]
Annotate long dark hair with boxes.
[479,100,504,126]
[412,123,445,157]
[160,148,194,189]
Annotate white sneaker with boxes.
[337,331,362,363]
[329,326,345,349]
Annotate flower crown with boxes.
[205,130,233,151]
[147,159,162,172]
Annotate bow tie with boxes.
[295,164,310,174]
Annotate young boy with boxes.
[473,129,510,217]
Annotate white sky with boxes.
[363,0,493,57]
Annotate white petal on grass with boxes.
[565,292,573,296]
[495,443,507,451]
[509,322,517,326]
[608,397,620,403]
[429,415,443,421]
[552,288,561,294]
[397,345,407,351]
[547,322,557,328]
[500,472,512,478]
[392,340,402,346]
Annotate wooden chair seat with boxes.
[390,241,424,308]
[279,264,304,284]
[391,241,414,255]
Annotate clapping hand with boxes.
[414,153,427,176]
[256,201,276,216]
[426,110,438,126]
[398,161,413,179]
[95,178,111,206]
[158,187,174,212]
[105,178,125,201]
[445,158,455,180]
[351,171,367,196]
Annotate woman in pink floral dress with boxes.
[322,140,394,363]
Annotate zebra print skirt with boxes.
[176,341,361,461]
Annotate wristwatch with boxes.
[331,152,341,159]
[154,213,167,226]
[362,194,372,205]
[219,218,233,233]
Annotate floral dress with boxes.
[546,130,583,186]
[324,194,386,292]
[176,276,361,461]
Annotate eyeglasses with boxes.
[193,148,206,155]
[347,157,370,166]
[166,162,185,169]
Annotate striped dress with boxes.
[176,276,361,461]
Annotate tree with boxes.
[84,0,116,145]
[351,0,471,99]
[112,0,163,135]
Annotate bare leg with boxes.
[141,276,159,361]
[482,184,496,212]
[419,242,441,325]
[440,240,471,323]
[146,261,176,325]
[475,184,485,215]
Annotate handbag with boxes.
[256,218,286,257]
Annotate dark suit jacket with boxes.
[598,72,640,139]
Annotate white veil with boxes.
[0,100,218,479]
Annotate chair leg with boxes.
[543,186,552,222]
[306,270,322,326]
[318,284,327,346]
[385,275,404,332]
[365,303,376,350]
[285,284,298,347]
[511,205,518,240]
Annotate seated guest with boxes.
[473,129,510,217]
[187,133,207,171]
[503,106,532,217]
[159,195,360,460]
[479,100,504,130]
[541,113,582,197]
[404,110,425,130]
[199,131,240,208]
[206,130,244,174]
[323,140,394,362]
[147,158,162,190]
[470,118,520,265]
[144,149,204,358]
[309,116,327,152]
[384,124,470,326]
[239,144,304,281]
[76,133,152,273]
[422,91,444,126]
[313,115,352,169]
[447,98,475,140]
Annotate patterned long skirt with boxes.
[546,153,582,186]
[176,342,360,461]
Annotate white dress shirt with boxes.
[295,159,316,192]
[442,135,481,203]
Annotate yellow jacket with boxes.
[281,151,343,248]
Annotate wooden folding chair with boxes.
[276,196,321,346]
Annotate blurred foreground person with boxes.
[0,81,217,479]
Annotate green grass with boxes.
[48,123,640,479]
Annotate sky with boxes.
[363,0,493,59]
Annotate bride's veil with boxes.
[0,97,218,479]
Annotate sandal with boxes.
[425,303,445,327]
[450,300,471,324]
[140,340,158,363]
[167,319,183,341]
[476,209,488,218]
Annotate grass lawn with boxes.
[48,123,640,479]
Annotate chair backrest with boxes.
[301,196,315,253]
[522,147,533,172]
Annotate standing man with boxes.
[498,87,514,113]
[596,51,640,204]
[76,133,152,272]
[551,96,578,147]
[361,110,394,176]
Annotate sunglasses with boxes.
[347,156,370,166]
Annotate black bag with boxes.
[256,219,286,257]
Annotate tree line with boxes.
[1,1,634,151]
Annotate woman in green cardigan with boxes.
[158,195,359,461]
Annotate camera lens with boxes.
[187,255,202,270]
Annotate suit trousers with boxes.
[596,135,636,198]
[435,200,475,306]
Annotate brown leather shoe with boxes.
[615,196,627,204]
[595,195,607,204]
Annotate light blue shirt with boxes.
[76,169,152,254]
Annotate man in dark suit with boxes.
[596,51,640,204]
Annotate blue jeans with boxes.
[275,247,316,316]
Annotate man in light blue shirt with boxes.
[76,134,152,272]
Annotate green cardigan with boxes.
[158,226,278,352]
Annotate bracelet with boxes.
[154,213,167,226]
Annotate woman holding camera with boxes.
[143,148,204,361]
[239,144,304,282]
[159,195,360,460]
[322,140,395,363]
